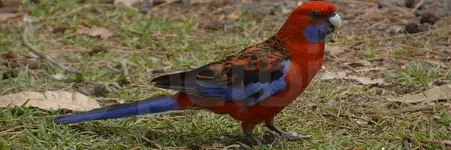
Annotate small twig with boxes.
[366,19,388,30]
[423,139,451,147]
[149,0,181,12]
[129,146,141,150]
[21,15,82,75]
[0,125,23,135]
[0,86,18,95]
[412,0,425,12]
[355,8,378,20]
[378,105,435,115]
[342,63,360,73]
[222,144,241,150]
[442,69,451,80]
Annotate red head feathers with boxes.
[276,1,341,44]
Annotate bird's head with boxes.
[277,1,341,44]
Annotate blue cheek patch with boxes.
[304,24,330,43]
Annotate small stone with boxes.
[77,87,91,96]
[377,24,387,31]
[181,0,189,7]
[381,41,393,47]
[269,5,281,16]
[139,3,153,14]
[51,26,66,34]
[378,2,395,8]
[93,84,108,97]
[152,0,166,6]
[420,12,439,25]
[152,66,171,74]
[89,45,108,56]
[414,10,424,17]
[389,25,404,34]
[92,7,105,14]
[405,23,420,34]
[404,0,416,8]
[418,23,430,32]
[26,60,41,69]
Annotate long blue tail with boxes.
[53,96,179,124]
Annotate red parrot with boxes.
[53,1,341,146]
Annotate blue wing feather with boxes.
[197,60,289,105]
[151,38,291,107]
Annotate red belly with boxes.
[173,61,318,123]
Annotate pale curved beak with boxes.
[326,13,341,43]
[328,13,341,29]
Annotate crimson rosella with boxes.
[53,1,341,146]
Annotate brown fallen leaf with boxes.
[320,71,387,86]
[320,71,347,80]
[325,44,345,56]
[0,0,23,7]
[347,75,386,85]
[0,91,100,111]
[344,60,372,68]
[211,143,224,148]
[0,13,21,22]
[443,103,451,112]
[386,84,451,103]
[114,0,143,7]
[79,26,113,40]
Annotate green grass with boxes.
[386,61,450,92]
[1,0,450,149]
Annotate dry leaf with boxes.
[347,75,386,85]
[344,60,372,68]
[226,10,241,20]
[51,73,68,80]
[0,91,100,111]
[0,0,24,7]
[320,71,387,86]
[325,44,345,55]
[442,103,451,112]
[114,0,143,7]
[387,84,451,103]
[0,13,21,22]
[320,71,346,80]
[79,26,113,40]
[211,143,224,148]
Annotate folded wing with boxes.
[151,42,291,106]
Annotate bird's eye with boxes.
[330,12,337,17]
[310,11,321,20]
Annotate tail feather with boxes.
[53,96,179,124]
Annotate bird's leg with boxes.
[241,122,263,146]
[265,118,312,141]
